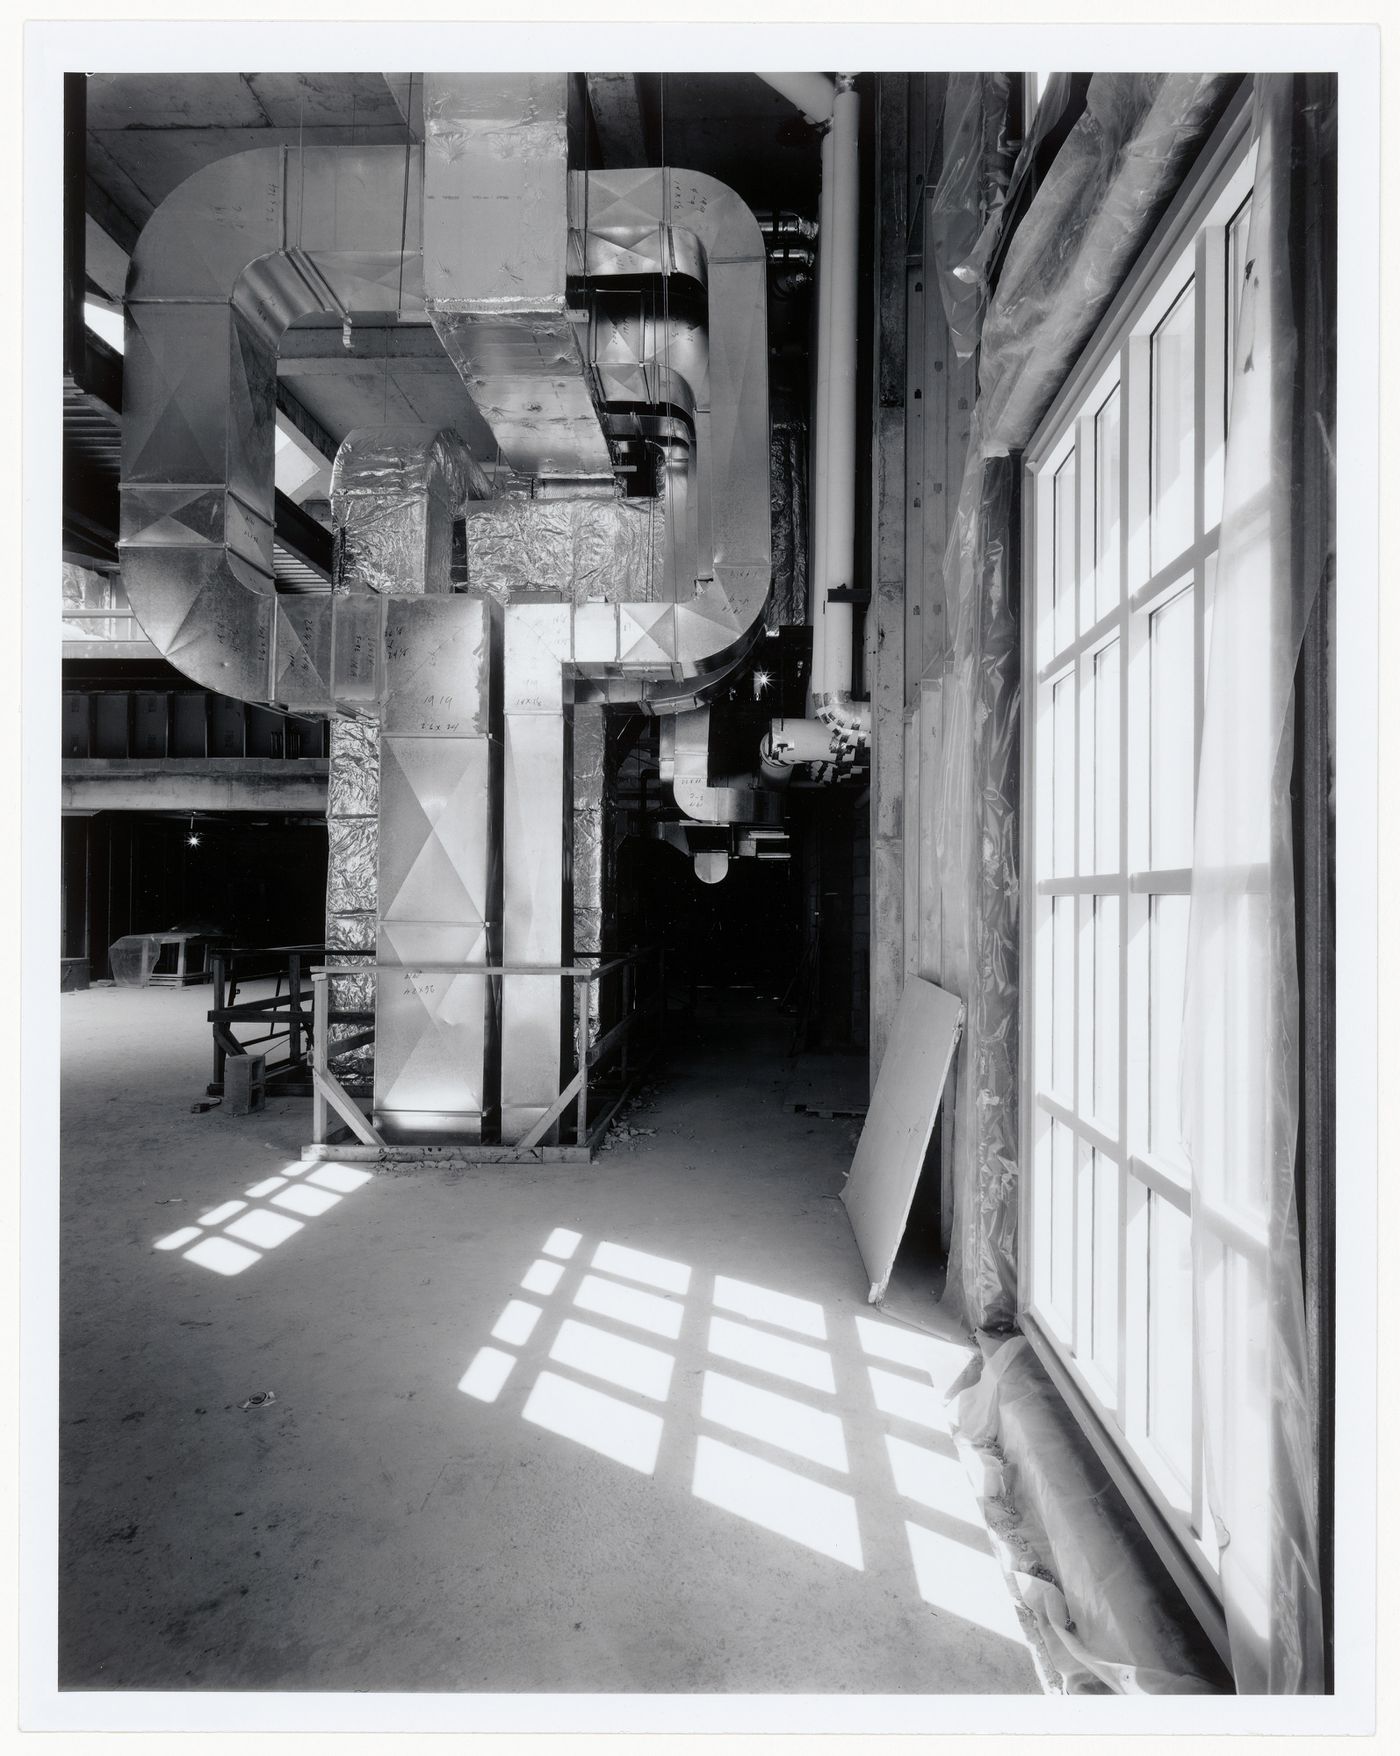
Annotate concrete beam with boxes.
[586,73,649,167]
[62,758,329,814]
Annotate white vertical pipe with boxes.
[820,76,861,706]
[809,123,836,711]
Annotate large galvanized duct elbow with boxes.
[437,147,773,703]
[573,166,772,695]
[118,145,432,709]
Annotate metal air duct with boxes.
[119,144,430,707]
[661,707,784,827]
[421,74,614,484]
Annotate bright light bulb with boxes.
[187,833,201,847]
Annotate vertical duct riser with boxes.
[500,606,572,1143]
[374,595,504,1140]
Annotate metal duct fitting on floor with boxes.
[119,144,429,706]
[422,73,613,484]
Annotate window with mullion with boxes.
[1026,140,1255,1595]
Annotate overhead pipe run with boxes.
[758,72,871,779]
[757,72,836,126]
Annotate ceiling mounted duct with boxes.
[421,73,613,484]
[118,143,427,704]
[119,123,771,717]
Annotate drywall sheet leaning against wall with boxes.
[841,976,964,1302]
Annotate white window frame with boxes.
[1019,86,1256,1664]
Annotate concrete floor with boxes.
[58,982,1043,1695]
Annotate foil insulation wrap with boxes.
[325,714,381,1084]
[330,427,485,598]
[463,497,666,603]
[572,704,608,965]
[768,420,809,628]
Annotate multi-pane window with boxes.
[1023,139,1256,1604]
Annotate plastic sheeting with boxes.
[768,419,809,627]
[1179,75,1332,1695]
[463,496,665,603]
[330,427,485,598]
[934,428,1020,1331]
[108,934,160,988]
[978,74,1238,452]
[924,73,1013,360]
[932,72,1238,1332]
[955,1337,1227,1694]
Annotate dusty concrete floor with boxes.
[58,982,1043,1696]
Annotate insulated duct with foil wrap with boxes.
[325,714,380,1089]
[768,419,809,628]
[572,704,610,959]
[331,428,488,598]
[464,496,665,604]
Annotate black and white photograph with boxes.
[18,14,1381,1739]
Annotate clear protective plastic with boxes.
[108,934,159,988]
[932,428,1021,1332]
[924,73,1013,360]
[955,1337,1228,1694]
[1179,75,1332,1694]
[979,74,1238,452]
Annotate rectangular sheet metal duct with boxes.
[374,595,504,1140]
[422,73,613,483]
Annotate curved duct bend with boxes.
[119,144,438,709]
[577,165,772,691]
[492,166,773,712]
[122,140,770,711]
